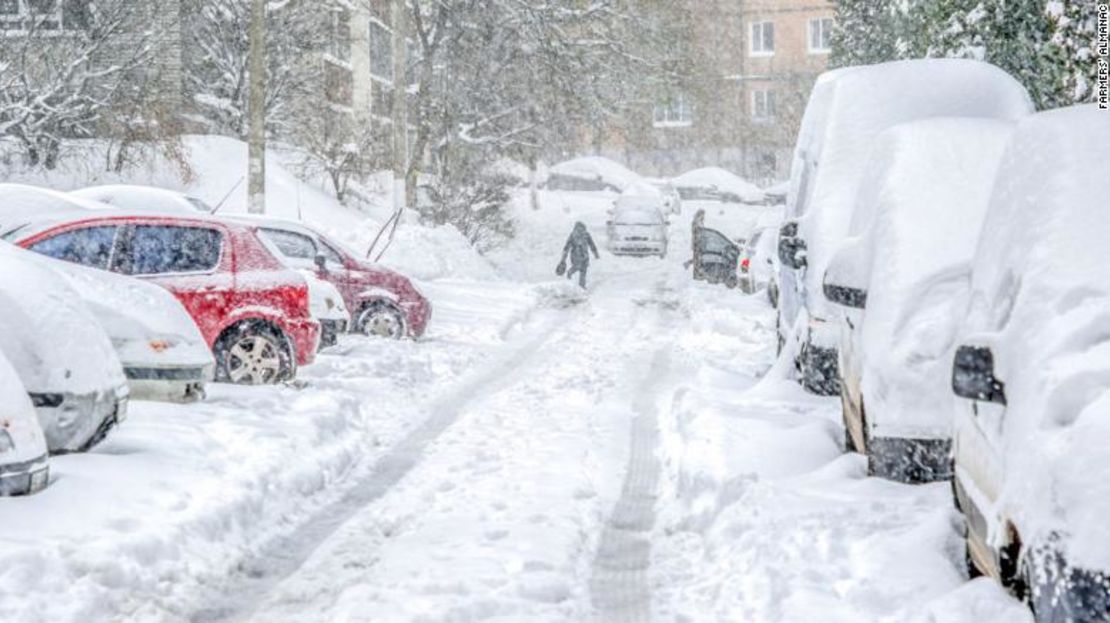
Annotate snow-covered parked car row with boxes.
[770,58,1110,621]
[0,183,432,497]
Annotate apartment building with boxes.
[737,0,834,184]
[600,0,833,185]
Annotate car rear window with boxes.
[29,226,119,269]
[128,225,222,275]
[260,228,316,260]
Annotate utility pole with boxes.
[247,0,266,214]
[390,0,408,215]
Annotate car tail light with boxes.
[741,258,750,271]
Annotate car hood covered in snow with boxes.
[957,105,1110,570]
[794,59,1032,327]
[847,118,1015,438]
[30,254,213,371]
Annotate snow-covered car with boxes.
[776,59,1032,395]
[0,183,101,236]
[948,105,1110,620]
[0,244,129,454]
[72,185,214,214]
[545,156,642,193]
[236,216,431,340]
[301,272,349,349]
[35,254,215,402]
[822,117,1015,483]
[0,349,50,496]
[606,200,668,257]
[672,167,765,204]
[634,180,682,215]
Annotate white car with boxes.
[0,350,50,496]
[949,105,1110,620]
[72,185,214,214]
[301,272,350,349]
[776,59,1033,395]
[607,199,668,257]
[35,254,215,402]
[0,244,129,453]
[822,118,1015,483]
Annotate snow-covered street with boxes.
[0,194,1029,622]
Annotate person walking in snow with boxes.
[557,221,600,288]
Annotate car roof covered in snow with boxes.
[0,184,105,234]
[795,59,1033,317]
[621,180,663,198]
[548,156,642,192]
[671,167,764,202]
[72,185,212,214]
[958,105,1110,570]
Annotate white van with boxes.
[776,59,1032,395]
[949,105,1110,620]
[822,118,1015,483]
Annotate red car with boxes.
[237,216,431,339]
[5,212,319,385]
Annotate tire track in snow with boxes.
[194,307,570,623]
[589,300,676,622]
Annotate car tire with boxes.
[725,274,739,289]
[214,322,295,385]
[357,303,406,339]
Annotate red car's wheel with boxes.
[356,303,406,340]
[215,323,294,384]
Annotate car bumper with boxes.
[124,363,212,403]
[867,436,952,484]
[319,318,348,349]
[30,386,128,453]
[403,298,431,338]
[800,340,840,396]
[1028,543,1110,623]
[286,318,321,367]
[0,453,49,496]
[609,241,667,256]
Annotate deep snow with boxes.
[0,142,1030,621]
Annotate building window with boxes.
[369,19,393,82]
[808,18,833,54]
[328,8,352,62]
[751,90,776,121]
[1,0,67,31]
[653,93,693,128]
[749,21,774,56]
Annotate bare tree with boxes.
[0,0,164,168]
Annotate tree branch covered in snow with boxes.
[0,1,163,168]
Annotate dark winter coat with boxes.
[562,222,599,267]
